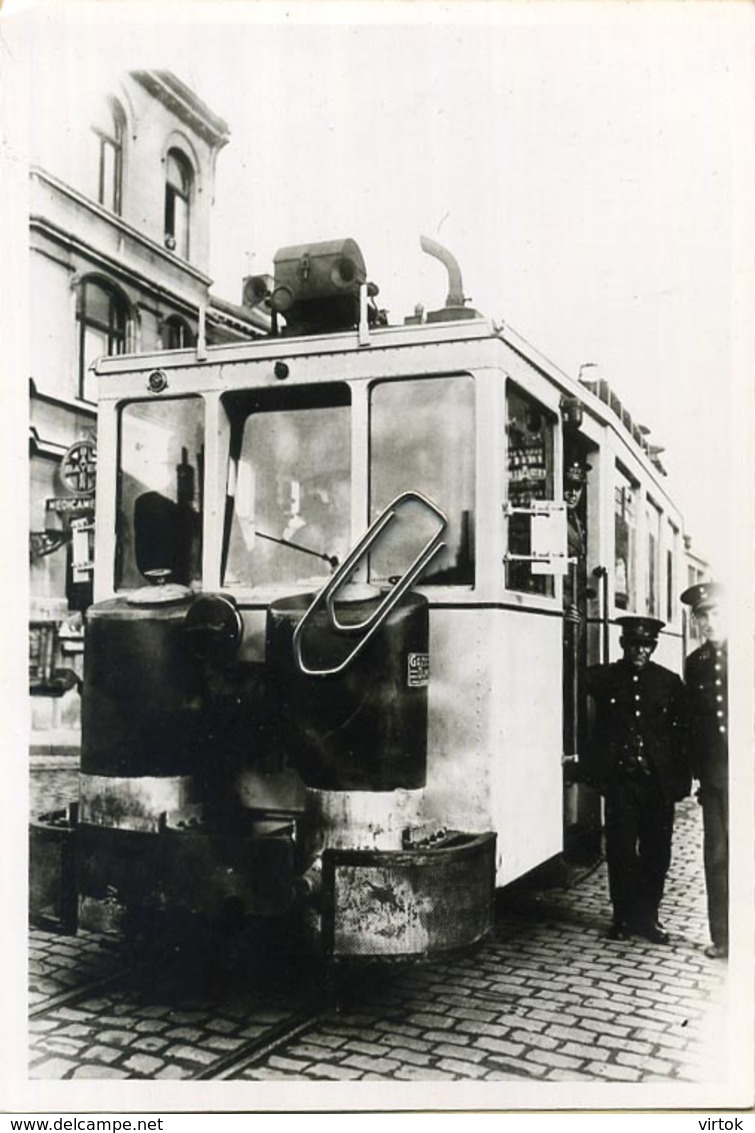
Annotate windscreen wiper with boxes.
[255,529,339,569]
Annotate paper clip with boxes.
[292,490,447,677]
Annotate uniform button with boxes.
[634,694,641,701]
[717,710,724,717]
[719,725,726,734]
[632,675,639,682]
[715,679,722,686]
[635,710,641,717]
[715,665,721,672]
[716,695,723,702]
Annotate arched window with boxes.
[163,315,194,350]
[164,148,193,259]
[90,98,124,214]
[77,279,128,402]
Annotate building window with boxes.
[77,279,128,403]
[90,99,124,214]
[163,316,194,350]
[614,468,637,611]
[164,149,192,259]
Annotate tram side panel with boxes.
[421,607,491,839]
[424,606,564,888]
[489,607,564,885]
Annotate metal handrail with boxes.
[292,490,447,677]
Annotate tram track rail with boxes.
[29,926,332,1080]
[28,926,160,1021]
[29,964,138,1020]
[192,1001,327,1080]
[31,976,329,1081]
[29,919,212,1011]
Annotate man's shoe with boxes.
[608,921,632,941]
[637,921,670,945]
[704,942,728,959]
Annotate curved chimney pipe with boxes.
[420,235,466,308]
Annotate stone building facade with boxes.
[28,70,263,747]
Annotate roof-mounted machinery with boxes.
[245,238,383,337]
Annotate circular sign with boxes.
[60,438,97,497]
[148,369,168,393]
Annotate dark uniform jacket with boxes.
[583,659,691,804]
[684,642,728,789]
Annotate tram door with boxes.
[562,430,602,862]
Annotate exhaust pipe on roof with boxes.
[419,236,479,323]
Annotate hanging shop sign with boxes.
[59,437,97,497]
[45,496,94,514]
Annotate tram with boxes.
[30,236,687,963]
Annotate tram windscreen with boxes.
[222,384,351,589]
[369,375,475,586]
[116,398,204,589]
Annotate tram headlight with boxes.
[270,284,295,314]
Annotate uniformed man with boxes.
[583,617,690,943]
[681,582,728,959]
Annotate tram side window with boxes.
[222,384,351,590]
[505,385,555,597]
[614,470,637,611]
[369,376,475,586]
[645,499,661,617]
[116,398,204,590]
[666,522,678,623]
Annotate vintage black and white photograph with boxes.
[2,0,753,1120]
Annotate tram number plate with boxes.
[407,652,429,687]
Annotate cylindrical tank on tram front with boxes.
[80,587,203,826]
[266,588,429,794]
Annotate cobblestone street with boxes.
[29,758,733,1091]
